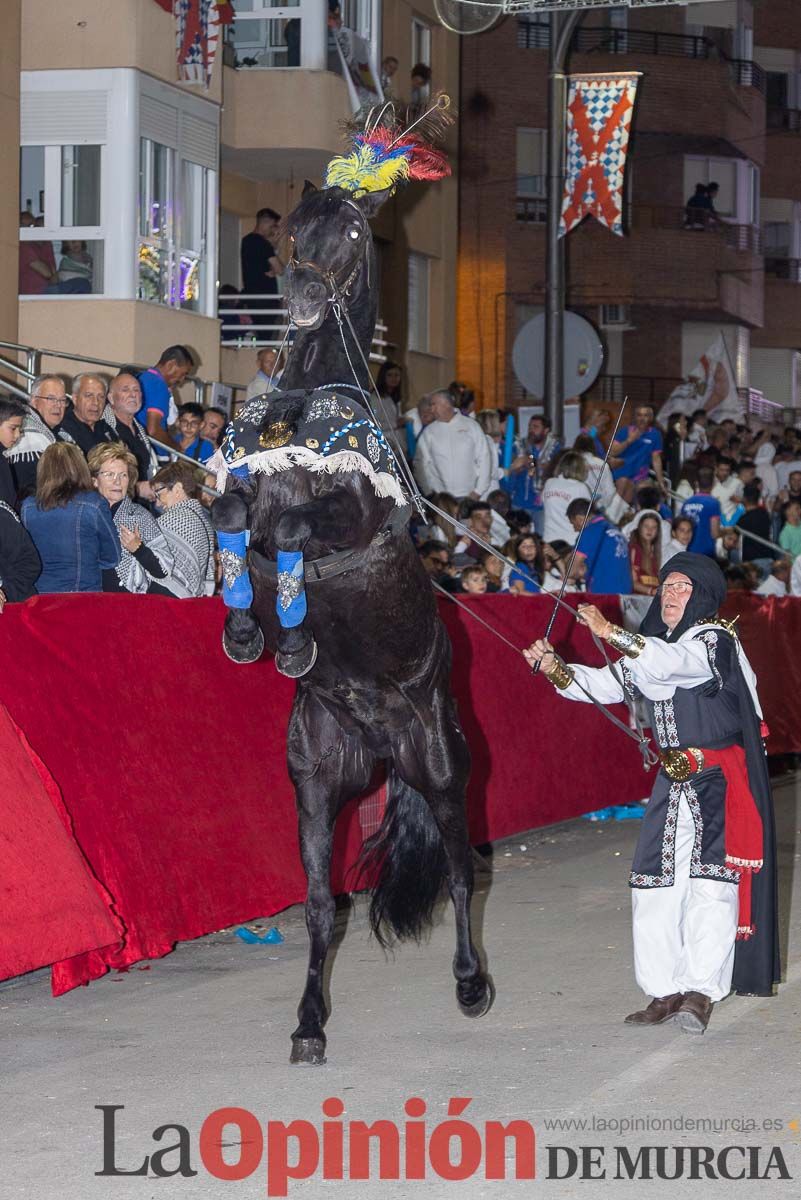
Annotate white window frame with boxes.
[411,16,431,69]
[683,154,759,226]
[408,251,430,354]
[19,143,106,297]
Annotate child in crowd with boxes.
[478,548,504,592]
[460,565,489,594]
[664,515,694,564]
[506,533,542,594]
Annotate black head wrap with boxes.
[639,552,727,640]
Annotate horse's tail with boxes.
[357,772,447,948]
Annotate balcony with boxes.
[219,294,392,361]
[220,0,376,174]
[508,204,764,327]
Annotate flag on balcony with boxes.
[659,333,744,423]
[152,0,233,87]
[560,72,641,238]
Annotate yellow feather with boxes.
[325,145,409,195]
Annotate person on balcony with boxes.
[136,345,195,456]
[58,374,115,456]
[240,208,284,335]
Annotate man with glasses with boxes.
[417,540,457,590]
[525,552,778,1034]
[5,375,68,499]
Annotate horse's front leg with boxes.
[288,688,376,1065]
[272,487,370,678]
[211,487,264,664]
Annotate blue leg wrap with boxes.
[217,530,254,609]
[276,550,307,628]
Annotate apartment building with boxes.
[456,0,799,419]
[4,0,458,401]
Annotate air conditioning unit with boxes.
[599,304,631,328]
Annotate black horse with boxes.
[212,174,493,1065]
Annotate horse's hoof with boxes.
[458,978,495,1019]
[222,626,265,664]
[290,1036,327,1066]
[276,637,318,679]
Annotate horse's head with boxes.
[282,183,390,331]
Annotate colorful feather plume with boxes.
[324,94,453,196]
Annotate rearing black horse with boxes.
[212,127,493,1064]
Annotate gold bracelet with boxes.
[544,655,575,691]
[605,624,646,659]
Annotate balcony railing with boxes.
[517,21,766,95]
[219,297,392,363]
[767,106,801,132]
[515,198,762,253]
[224,0,374,72]
[765,257,801,282]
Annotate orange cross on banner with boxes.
[560,72,641,238]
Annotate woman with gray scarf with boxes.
[87,443,174,594]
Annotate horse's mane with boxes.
[279,187,351,239]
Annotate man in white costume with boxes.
[525,552,779,1034]
[412,390,493,500]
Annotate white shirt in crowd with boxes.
[792,556,801,597]
[541,476,591,545]
[413,411,494,499]
[776,458,801,491]
[686,421,708,455]
[756,574,787,597]
[754,444,779,501]
[580,452,617,514]
[246,369,279,401]
[712,475,742,522]
[663,536,690,566]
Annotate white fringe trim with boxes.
[213,445,407,506]
[725,855,763,869]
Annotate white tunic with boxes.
[412,412,494,498]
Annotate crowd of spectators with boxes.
[402,381,801,601]
[0,346,224,609]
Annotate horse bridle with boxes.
[286,198,370,312]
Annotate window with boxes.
[411,17,431,68]
[517,14,549,50]
[138,138,213,311]
[19,144,105,295]
[683,156,737,218]
[408,252,430,354]
[516,128,546,198]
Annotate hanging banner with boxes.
[657,333,745,424]
[334,27,384,113]
[152,0,233,87]
[560,72,640,238]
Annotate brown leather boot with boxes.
[624,993,683,1025]
[676,991,713,1034]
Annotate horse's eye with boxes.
[348,229,360,240]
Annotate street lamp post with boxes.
[544,10,582,439]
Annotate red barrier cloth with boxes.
[0,592,794,993]
[0,705,119,981]
[721,593,801,755]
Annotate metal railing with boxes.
[219,299,393,362]
[516,21,766,95]
[767,105,801,132]
[765,257,801,282]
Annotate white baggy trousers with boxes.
[631,794,739,1002]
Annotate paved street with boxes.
[2,772,800,1200]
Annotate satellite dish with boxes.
[512,311,604,402]
[433,0,503,36]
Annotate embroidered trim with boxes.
[629,782,680,887]
[0,500,19,523]
[620,660,637,699]
[653,697,680,749]
[695,629,722,692]
[685,781,740,883]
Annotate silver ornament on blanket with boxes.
[366,433,380,464]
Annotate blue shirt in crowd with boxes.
[580,515,633,594]
[137,368,171,431]
[183,436,215,464]
[21,491,120,593]
[612,425,663,483]
[681,493,721,556]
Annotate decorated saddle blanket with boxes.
[211,387,406,507]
